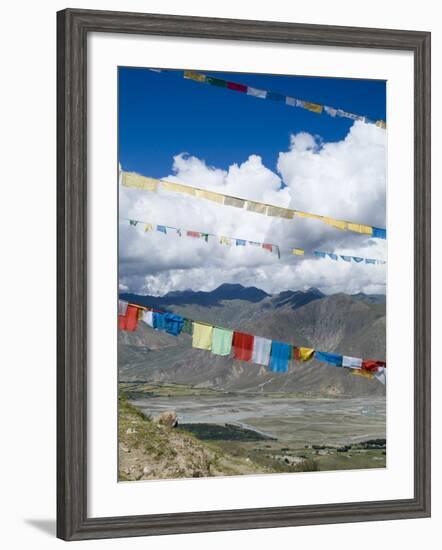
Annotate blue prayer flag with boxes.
[156,225,167,234]
[372,227,387,239]
[314,351,343,367]
[269,341,291,373]
[164,313,184,336]
[328,253,338,261]
[236,239,246,246]
[314,251,326,258]
[340,255,352,262]
[153,312,167,330]
[353,256,364,263]
[266,91,285,102]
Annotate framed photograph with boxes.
[57,8,431,541]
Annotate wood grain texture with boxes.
[56,8,431,541]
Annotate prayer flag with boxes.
[156,225,167,234]
[236,239,246,246]
[187,230,200,238]
[303,101,323,114]
[262,243,273,252]
[118,300,128,316]
[314,251,326,258]
[118,305,139,332]
[182,318,193,335]
[269,341,291,372]
[184,71,206,82]
[347,222,373,235]
[192,322,213,350]
[375,367,386,385]
[340,255,352,262]
[376,120,387,129]
[285,96,297,106]
[195,188,224,203]
[314,351,343,367]
[232,331,254,361]
[219,236,231,246]
[267,205,293,219]
[324,106,337,117]
[353,257,364,263]
[328,253,338,261]
[206,76,227,88]
[292,248,305,256]
[122,172,159,192]
[227,81,247,92]
[153,312,167,331]
[352,369,375,379]
[247,86,267,99]
[246,200,268,214]
[252,336,272,366]
[142,310,154,328]
[164,313,184,336]
[372,227,387,239]
[362,360,386,372]
[294,347,315,361]
[144,223,154,232]
[224,196,245,209]
[324,217,348,231]
[266,91,285,102]
[342,356,362,369]
[161,180,196,196]
[211,327,233,356]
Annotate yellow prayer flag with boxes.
[303,102,323,114]
[144,223,154,232]
[298,347,315,361]
[347,222,373,235]
[192,322,214,350]
[246,201,268,215]
[352,369,375,379]
[161,180,196,196]
[292,248,305,256]
[224,196,245,209]
[375,120,387,129]
[267,205,294,219]
[195,189,224,203]
[184,71,206,82]
[295,211,324,221]
[323,217,348,231]
[219,236,231,245]
[122,172,159,192]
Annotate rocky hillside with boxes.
[118,394,270,480]
[119,284,386,397]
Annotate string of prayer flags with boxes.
[121,171,387,239]
[181,69,386,128]
[127,301,386,383]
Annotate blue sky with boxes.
[118,67,386,178]
[118,67,387,296]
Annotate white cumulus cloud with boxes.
[119,121,386,296]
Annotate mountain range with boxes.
[119,284,386,397]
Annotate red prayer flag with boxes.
[227,81,247,93]
[232,331,254,361]
[362,359,386,372]
[118,304,139,332]
[187,230,200,238]
[293,347,300,360]
[262,243,273,252]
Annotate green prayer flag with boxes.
[206,76,227,88]
[211,327,233,356]
[182,318,193,335]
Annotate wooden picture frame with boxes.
[57,8,431,541]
